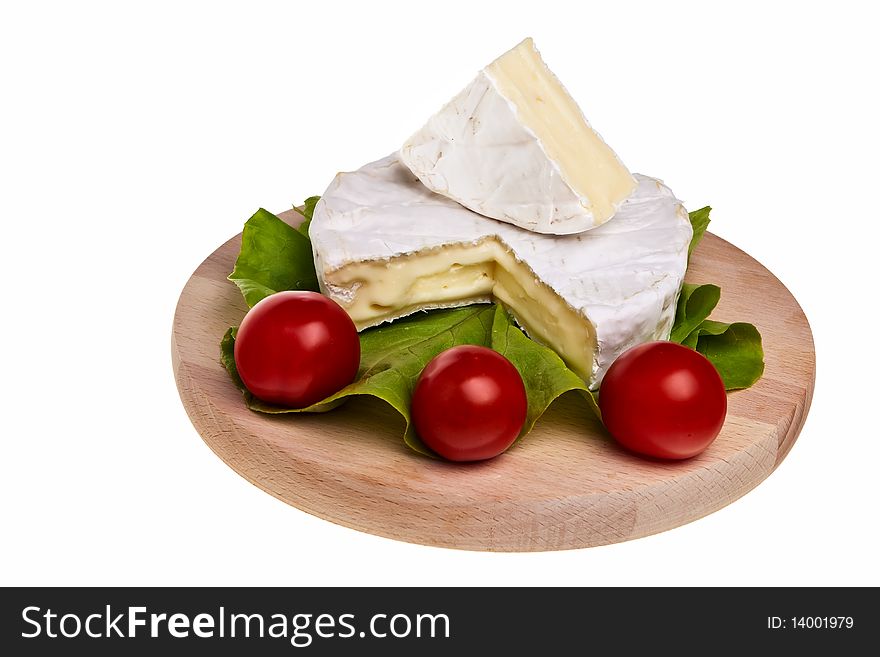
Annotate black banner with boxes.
[0,587,871,654]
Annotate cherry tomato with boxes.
[599,341,727,460]
[233,291,360,408]
[411,345,528,462]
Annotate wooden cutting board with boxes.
[172,209,814,551]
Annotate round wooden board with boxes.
[172,210,815,551]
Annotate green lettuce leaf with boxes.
[294,196,321,237]
[688,206,711,258]
[672,207,764,389]
[670,283,764,390]
[220,304,588,456]
[682,320,764,389]
[228,208,319,307]
[669,283,721,343]
[487,306,593,431]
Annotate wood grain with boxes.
[172,210,815,551]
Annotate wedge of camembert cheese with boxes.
[399,38,638,235]
[309,155,692,388]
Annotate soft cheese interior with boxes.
[484,38,637,224]
[324,239,597,383]
[311,155,692,389]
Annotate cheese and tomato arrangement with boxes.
[221,39,764,462]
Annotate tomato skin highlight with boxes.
[599,341,727,460]
[411,345,528,462]
[233,291,360,408]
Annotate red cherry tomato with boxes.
[599,341,727,460]
[411,345,528,462]
[233,291,360,408]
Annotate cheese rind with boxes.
[399,38,637,235]
[310,155,692,389]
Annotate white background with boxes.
[2,0,878,586]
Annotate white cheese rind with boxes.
[399,38,637,235]
[400,71,584,231]
[310,155,691,388]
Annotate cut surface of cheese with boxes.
[399,38,637,235]
[310,155,692,388]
